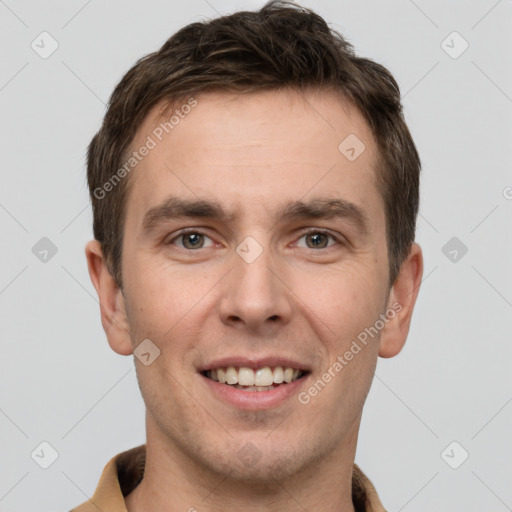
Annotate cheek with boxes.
[125,252,201,317]
[290,259,386,342]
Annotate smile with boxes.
[203,366,307,391]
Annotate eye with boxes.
[167,230,215,250]
[294,230,340,249]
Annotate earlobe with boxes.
[378,243,423,358]
[85,240,133,356]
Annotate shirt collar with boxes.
[70,444,386,512]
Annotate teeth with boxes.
[226,366,238,385]
[254,367,274,386]
[284,368,294,383]
[206,365,304,387]
[232,385,274,391]
[273,367,284,383]
[238,367,255,386]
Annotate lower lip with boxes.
[200,373,309,410]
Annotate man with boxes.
[72,1,423,510]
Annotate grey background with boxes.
[0,0,511,510]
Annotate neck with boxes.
[125,416,360,512]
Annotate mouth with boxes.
[202,365,309,392]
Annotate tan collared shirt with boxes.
[70,444,386,511]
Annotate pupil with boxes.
[185,233,202,248]
[308,233,326,248]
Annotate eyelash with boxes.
[166,228,343,250]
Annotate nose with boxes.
[218,242,293,333]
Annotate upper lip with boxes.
[198,356,311,372]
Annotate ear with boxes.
[85,240,133,356]
[379,242,423,358]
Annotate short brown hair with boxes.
[87,0,420,289]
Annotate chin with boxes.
[218,452,305,485]
[195,435,320,486]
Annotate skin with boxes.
[86,88,423,512]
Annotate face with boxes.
[93,88,415,483]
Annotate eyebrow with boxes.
[142,196,370,235]
[279,198,369,234]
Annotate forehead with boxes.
[125,88,383,228]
